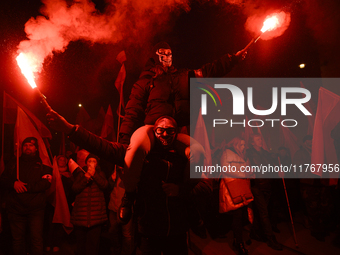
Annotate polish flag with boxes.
[279,123,299,158]
[300,82,316,135]
[194,110,212,167]
[50,157,73,233]
[14,107,51,167]
[101,105,116,141]
[115,51,127,111]
[311,87,340,182]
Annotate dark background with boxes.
[1,0,339,155]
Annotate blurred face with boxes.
[236,140,246,153]
[154,118,176,148]
[304,139,312,149]
[22,142,37,156]
[86,158,97,169]
[156,48,172,67]
[279,149,287,158]
[57,156,67,168]
[252,136,262,148]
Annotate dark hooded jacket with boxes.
[67,126,212,235]
[0,154,52,214]
[119,44,239,144]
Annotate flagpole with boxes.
[113,102,122,182]
[278,157,298,248]
[113,51,126,180]
[61,132,65,156]
[16,108,20,180]
[1,92,5,174]
[116,102,122,143]
[44,138,53,163]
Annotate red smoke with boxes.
[16,0,190,74]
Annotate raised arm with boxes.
[194,48,247,78]
[47,110,127,166]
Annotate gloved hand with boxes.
[47,110,74,134]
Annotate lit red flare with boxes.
[261,15,279,33]
[261,12,287,34]
[243,11,290,51]
[16,52,38,89]
[16,52,52,113]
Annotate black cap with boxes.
[22,137,38,150]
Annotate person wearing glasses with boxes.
[118,42,247,223]
[46,112,212,254]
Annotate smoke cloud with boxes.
[222,0,339,47]
[17,0,190,73]
[17,0,339,75]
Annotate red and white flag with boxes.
[311,87,340,180]
[3,91,52,138]
[101,105,116,141]
[68,158,81,174]
[1,93,51,175]
[300,82,316,135]
[280,123,299,158]
[14,107,51,167]
[115,51,127,111]
[194,110,212,167]
[50,157,73,233]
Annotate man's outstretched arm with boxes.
[47,110,127,166]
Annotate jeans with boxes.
[109,210,134,255]
[123,125,205,192]
[139,234,188,255]
[251,186,273,238]
[7,208,45,255]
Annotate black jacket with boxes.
[0,154,52,213]
[246,147,275,190]
[68,126,127,167]
[68,126,212,235]
[293,145,318,185]
[136,149,189,236]
[119,54,239,144]
[71,166,108,227]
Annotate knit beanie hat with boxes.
[22,137,38,150]
[85,154,100,164]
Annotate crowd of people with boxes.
[1,130,340,255]
[1,41,340,255]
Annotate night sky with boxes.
[1,0,340,154]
